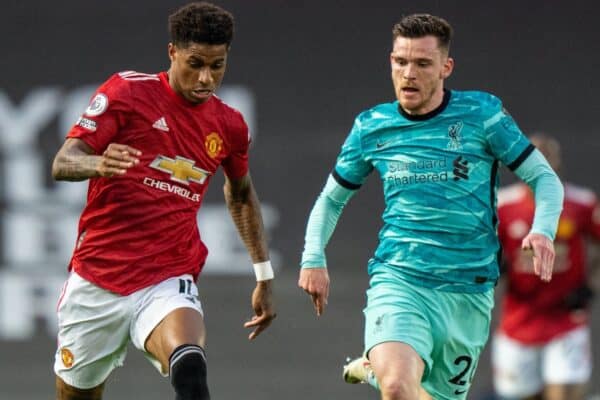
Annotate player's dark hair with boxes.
[169,2,234,48]
[392,14,453,53]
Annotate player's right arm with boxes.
[299,175,357,316]
[52,138,141,181]
[52,73,142,181]
[299,116,372,316]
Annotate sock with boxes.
[169,344,210,400]
[366,369,380,390]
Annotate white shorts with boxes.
[54,271,203,389]
[492,326,592,398]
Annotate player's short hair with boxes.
[168,2,234,48]
[392,14,453,53]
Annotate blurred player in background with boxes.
[51,2,276,400]
[298,13,563,400]
[492,134,600,400]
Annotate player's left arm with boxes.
[223,172,276,340]
[513,150,564,281]
[485,101,563,282]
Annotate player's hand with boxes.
[298,267,329,316]
[97,143,142,177]
[521,233,555,282]
[244,280,276,340]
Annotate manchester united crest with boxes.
[205,132,223,159]
[61,347,74,368]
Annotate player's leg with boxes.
[54,272,133,400]
[491,332,543,400]
[541,326,592,400]
[420,288,494,400]
[343,354,431,399]
[363,269,437,400]
[543,383,588,400]
[56,376,104,400]
[369,342,430,400]
[145,308,208,400]
[132,274,208,400]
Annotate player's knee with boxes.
[378,374,420,400]
[169,344,209,400]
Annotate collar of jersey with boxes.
[397,89,451,121]
[159,71,214,109]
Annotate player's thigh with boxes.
[364,276,441,399]
[423,289,494,400]
[132,274,205,375]
[492,332,543,399]
[363,274,493,399]
[364,278,435,378]
[542,325,592,385]
[54,271,133,389]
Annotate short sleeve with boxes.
[484,102,534,171]
[333,117,373,189]
[67,74,130,153]
[221,110,250,180]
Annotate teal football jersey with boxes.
[334,90,534,292]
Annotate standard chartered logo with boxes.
[388,158,447,172]
[385,156,472,186]
[385,158,449,186]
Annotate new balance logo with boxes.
[152,117,169,132]
[453,156,469,181]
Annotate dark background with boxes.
[1,1,599,399]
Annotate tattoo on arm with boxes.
[52,139,101,181]
[224,174,269,262]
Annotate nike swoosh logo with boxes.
[454,389,467,395]
[376,141,390,149]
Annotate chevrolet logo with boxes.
[149,155,210,185]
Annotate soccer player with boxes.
[51,3,276,400]
[298,14,563,400]
[492,134,600,400]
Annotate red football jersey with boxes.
[66,71,250,295]
[497,183,600,343]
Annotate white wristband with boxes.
[253,261,274,281]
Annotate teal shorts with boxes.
[363,270,494,399]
